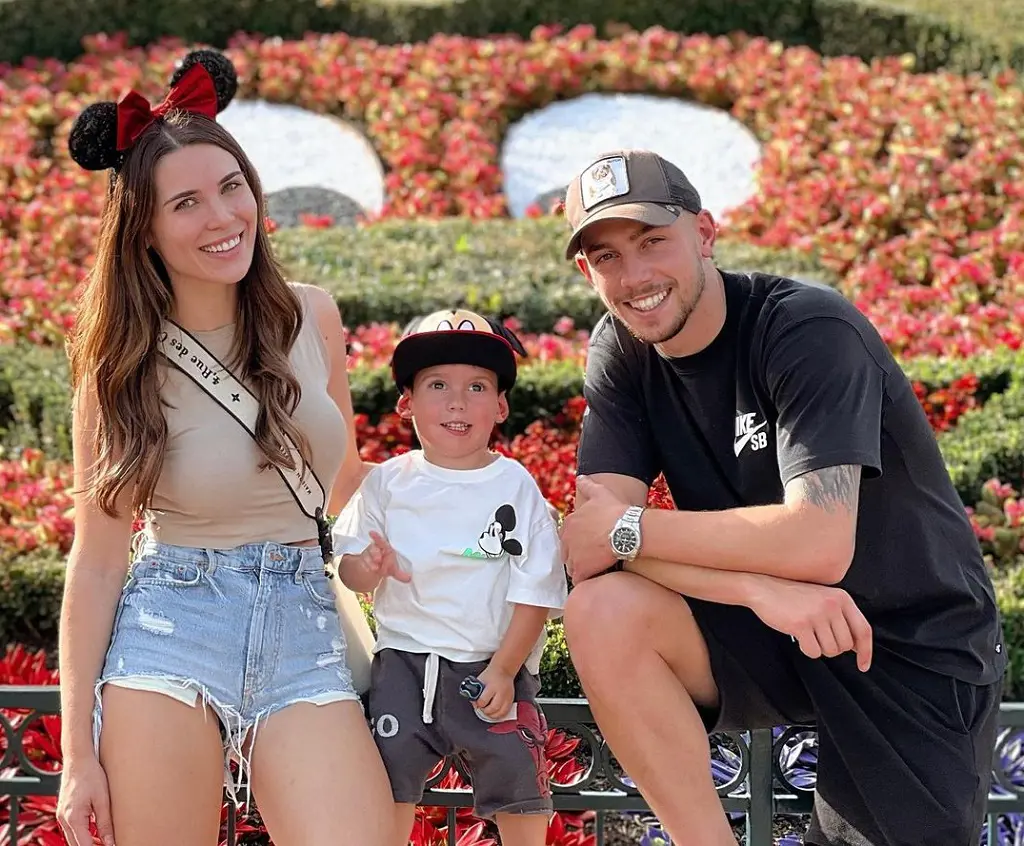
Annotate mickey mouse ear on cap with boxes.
[169,48,238,113]
[391,308,526,393]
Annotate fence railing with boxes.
[2,687,1023,844]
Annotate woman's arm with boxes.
[58,380,136,763]
[305,284,367,515]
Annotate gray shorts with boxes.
[367,648,553,820]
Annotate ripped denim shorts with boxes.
[93,536,360,802]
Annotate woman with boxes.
[55,49,393,845]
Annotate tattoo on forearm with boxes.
[790,465,861,515]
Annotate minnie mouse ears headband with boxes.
[67,48,239,173]
[391,308,529,393]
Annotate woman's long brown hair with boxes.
[68,111,312,518]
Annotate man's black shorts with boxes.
[688,599,1002,846]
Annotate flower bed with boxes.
[0,28,1021,354]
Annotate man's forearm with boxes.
[641,503,850,585]
[624,556,762,606]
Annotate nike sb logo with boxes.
[734,411,769,457]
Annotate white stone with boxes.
[500,93,762,219]
[217,100,385,215]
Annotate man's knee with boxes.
[564,570,687,647]
[564,572,637,642]
[564,572,717,693]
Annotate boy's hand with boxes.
[362,531,411,583]
[474,663,515,720]
[342,531,411,591]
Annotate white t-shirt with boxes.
[331,451,568,675]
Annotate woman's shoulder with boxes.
[285,282,344,370]
[287,282,340,327]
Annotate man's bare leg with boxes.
[563,571,737,845]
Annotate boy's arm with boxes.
[487,603,551,678]
[475,603,551,720]
[331,467,388,592]
[473,485,568,718]
[493,486,570,674]
[337,551,383,594]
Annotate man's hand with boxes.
[747,575,873,671]
[339,530,411,593]
[559,476,628,582]
[474,663,515,721]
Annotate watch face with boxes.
[611,526,639,556]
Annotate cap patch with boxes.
[581,155,629,211]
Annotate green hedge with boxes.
[939,377,1024,507]
[0,547,66,657]
[274,219,838,335]
[6,321,1022,465]
[814,0,1023,75]
[0,342,73,462]
[1,0,1019,74]
[2,217,835,456]
[993,562,1024,702]
[6,221,1019,486]
[9,335,1024,490]
[0,345,585,461]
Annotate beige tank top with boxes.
[143,285,347,549]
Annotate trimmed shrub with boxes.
[273,220,837,334]
[814,0,1023,74]
[1,0,1019,74]
[994,562,1024,701]
[0,343,72,461]
[939,379,1024,507]
[5,334,1024,505]
[0,547,66,656]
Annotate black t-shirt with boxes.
[578,270,1005,686]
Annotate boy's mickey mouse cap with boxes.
[391,308,528,393]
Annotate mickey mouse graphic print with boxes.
[478,504,524,558]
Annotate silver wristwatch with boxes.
[609,505,644,561]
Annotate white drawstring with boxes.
[422,653,439,724]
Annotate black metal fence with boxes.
[2,687,1023,844]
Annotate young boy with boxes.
[331,308,569,846]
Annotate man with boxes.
[557,149,1005,845]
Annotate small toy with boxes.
[459,675,517,723]
[459,675,485,701]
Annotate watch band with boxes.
[622,505,644,525]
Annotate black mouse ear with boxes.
[495,504,517,531]
[67,101,124,171]
[485,317,528,357]
[170,48,238,113]
[503,539,523,556]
